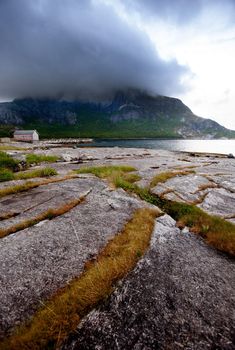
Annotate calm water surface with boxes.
[79,139,235,155]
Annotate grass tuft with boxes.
[0,169,14,182]
[75,165,140,188]
[75,165,136,178]
[14,167,58,180]
[2,208,158,349]
[26,154,59,165]
[0,151,19,171]
[0,211,19,221]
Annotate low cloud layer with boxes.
[0,0,189,101]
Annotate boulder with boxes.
[61,153,79,162]
[228,153,234,159]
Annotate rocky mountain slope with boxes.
[0,90,234,138]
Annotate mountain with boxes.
[0,90,234,139]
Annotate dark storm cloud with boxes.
[123,0,235,24]
[0,0,189,101]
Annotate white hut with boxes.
[13,130,39,142]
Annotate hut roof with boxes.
[14,130,38,135]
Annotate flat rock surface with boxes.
[0,177,93,229]
[1,145,235,348]
[198,188,235,218]
[63,215,235,350]
[0,177,152,338]
[151,174,212,203]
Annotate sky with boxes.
[0,0,234,129]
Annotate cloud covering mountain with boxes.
[0,0,189,101]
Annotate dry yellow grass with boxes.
[194,183,218,193]
[0,174,78,198]
[150,170,195,188]
[0,211,19,221]
[1,208,158,350]
[0,145,28,151]
[173,165,198,170]
[0,197,85,239]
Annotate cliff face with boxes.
[0,90,234,138]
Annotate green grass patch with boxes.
[0,145,28,151]
[75,165,136,178]
[26,154,59,165]
[0,167,57,182]
[15,167,57,180]
[0,169,14,182]
[0,151,19,171]
[75,165,140,189]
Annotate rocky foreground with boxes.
[0,143,235,349]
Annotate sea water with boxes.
[78,139,235,155]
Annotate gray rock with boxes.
[63,216,235,350]
[61,153,77,162]
[198,187,235,218]
[152,174,212,203]
[0,177,154,338]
